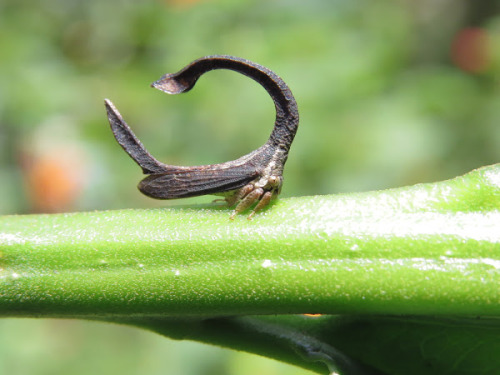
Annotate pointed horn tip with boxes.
[103,99,124,123]
[104,98,115,111]
[151,79,174,94]
[151,75,188,95]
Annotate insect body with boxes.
[105,55,299,219]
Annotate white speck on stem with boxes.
[262,259,272,268]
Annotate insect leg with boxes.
[229,187,264,220]
[225,183,254,207]
[247,191,273,220]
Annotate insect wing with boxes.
[138,166,258,199]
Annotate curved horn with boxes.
[151,55,299,151]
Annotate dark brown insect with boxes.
[104,55,299,219]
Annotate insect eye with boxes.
[268,176,282,187]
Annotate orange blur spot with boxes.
[451,27,490,73]
[24,154,84,213]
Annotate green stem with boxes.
[1,165,499,318]
[1,164,500,374]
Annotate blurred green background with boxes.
[0,0,499,374]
